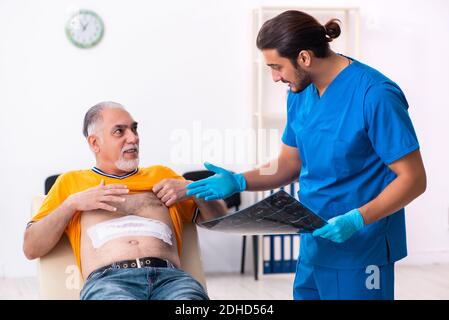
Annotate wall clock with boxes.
[66,10,104,49]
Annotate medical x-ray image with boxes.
[200,190,327,235]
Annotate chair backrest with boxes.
[46,172,242,209]
[44,175,60,195]
[183,170,241,210]
[32,195,207,299]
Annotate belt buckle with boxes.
[136,258,142,268]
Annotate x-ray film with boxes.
[200,190,327,235]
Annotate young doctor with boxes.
[187,10,426,299]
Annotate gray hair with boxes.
[82,101,124,138]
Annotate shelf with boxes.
[253,112,286,121]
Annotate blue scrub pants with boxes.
[293,259,395,300]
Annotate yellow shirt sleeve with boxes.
[31,173,71,222]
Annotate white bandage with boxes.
[87,215,173,249]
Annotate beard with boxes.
[115,144,140,172]
[115,157,139,172]
[289,66,312,93]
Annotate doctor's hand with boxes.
[186,162,246,201]
[312,209,365,243]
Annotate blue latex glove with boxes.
[186,162,246,201]
[312,209,365,243]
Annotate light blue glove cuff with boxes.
[233,173,247,192]
[347,208,365,231]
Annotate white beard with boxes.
[115,157,139,172]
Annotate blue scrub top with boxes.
[282,57,420,268]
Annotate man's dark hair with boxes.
[256,10,341,66]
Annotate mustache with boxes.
[121,144,139,153]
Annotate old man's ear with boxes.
[88,135,100,153]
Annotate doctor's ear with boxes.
[88,135,100,153]
[297,50,312,68]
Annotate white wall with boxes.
[0,0,448,277]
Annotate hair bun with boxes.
[324,19,341,41]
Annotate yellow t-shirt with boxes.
[31,165,197,272]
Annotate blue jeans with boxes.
[80,266,209,300]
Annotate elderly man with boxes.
[23,101,227,300]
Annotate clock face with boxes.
[66,10,104,49]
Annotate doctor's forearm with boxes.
[358,173,426,225]
[243,160,300,191]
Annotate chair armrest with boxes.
[180,223,207,291]
[31,195,82,300]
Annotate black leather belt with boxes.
[88,256,174,279]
